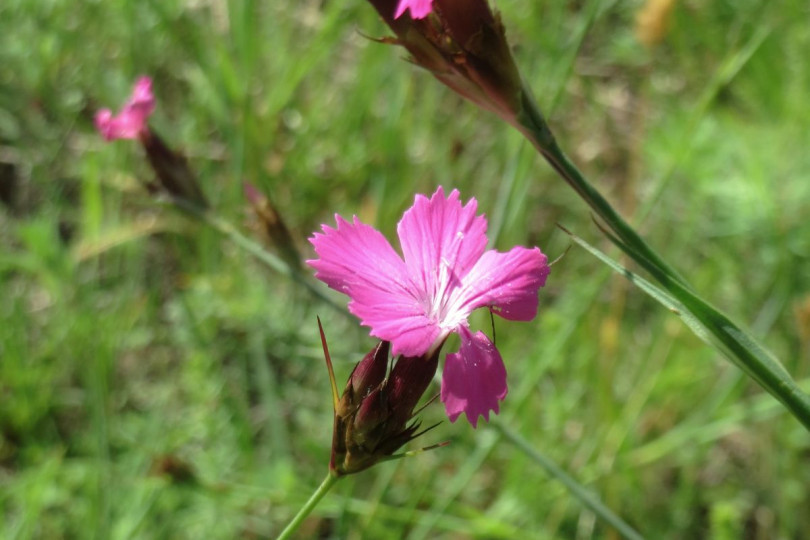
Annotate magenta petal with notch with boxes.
[441,326,508,427]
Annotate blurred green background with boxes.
[1,0,809,538]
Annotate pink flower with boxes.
[95,77,155,141]
[308,187,550,427]
[394,0,433,19]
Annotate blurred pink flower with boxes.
[95,77,155,141]
[394,0,433,19]
[308,187,550,427]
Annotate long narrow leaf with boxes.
[493,422,645,540]
[561,226,810,429]
[559,225,711,344]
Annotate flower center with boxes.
[422,253,467,331]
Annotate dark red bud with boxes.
[364,0,524,122]
[387,348,440,425]
[328,340,442,476]
[434,0,495,46]
[352,387,388,443]
[348,340,389,401]
[138,129,208,208]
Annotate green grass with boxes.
[2,0,810,538]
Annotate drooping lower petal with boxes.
[308,215,442,357]
[394,0,433,19]
[440,326,507,427]
[451,246,550,322]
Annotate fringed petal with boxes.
[440,326,507,427]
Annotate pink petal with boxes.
[95,76,155,141]
[396,187,487,325]
[131,77,153,102]
[441,326,507,427]
[451,246,550,322]
[394,0,434,19]
[308,215,442,357]
[94,109,113,135]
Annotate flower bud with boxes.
[243,183,301,269]
[367,0,524,124]
[328,340,441,476]
[139,130,208,209]
[95,77,208,208]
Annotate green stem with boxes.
[166,197,347,317]
[162,201,348,538]
[515,90,688,288]
[514,89,810,431]
[493,422,645,540]
[276,473,339,540]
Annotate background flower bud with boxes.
[366,0,524,123]
[139,130,208,208]
[243,182,301,269]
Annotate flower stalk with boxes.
[275,473,339,540]
[274,318,449,537]
[366,0,810,431]
[513,88,687,289]
[514,83,810,432]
